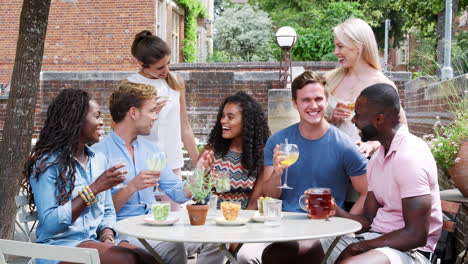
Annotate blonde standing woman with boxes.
[128,30,199,210]
[325,18,407,157]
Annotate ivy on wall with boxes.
[177,0,207,62]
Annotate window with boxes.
[156,0,166,39]
[171,12,180,63]
[396,36,409,65]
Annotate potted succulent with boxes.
[185,168,215,225]
[424,97,468,196]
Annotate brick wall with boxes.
[0,62,412,141]
[404,74,468,254]
[0,0,188,85]
[404,74,467,137]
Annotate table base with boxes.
[137,236,343,264]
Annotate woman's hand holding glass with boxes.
[332,102,354,124]
[91,161,128,193]
[108,158,128,189]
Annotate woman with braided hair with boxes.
[22,89,157,264]
[201,91,271,209]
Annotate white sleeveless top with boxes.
[128,73,184,169]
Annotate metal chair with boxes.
[15,195,37,242]
[431,200,461,264]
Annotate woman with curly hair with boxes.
[201,91,270,209]
[22,89,156,264]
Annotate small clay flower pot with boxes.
[186,204,209,225]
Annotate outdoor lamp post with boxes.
[275,26,297,88]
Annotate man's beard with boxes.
[360,123,378,142]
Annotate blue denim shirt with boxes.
[30,147,116,250]
[92,131,189,221]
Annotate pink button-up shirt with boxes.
[368,125,442,252]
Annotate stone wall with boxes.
[404,74,468,254]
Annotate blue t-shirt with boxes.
[264,123,367,212]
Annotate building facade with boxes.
[0,0,214,87]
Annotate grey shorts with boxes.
[320,232,431,264]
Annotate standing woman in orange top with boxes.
[325,18,407,157]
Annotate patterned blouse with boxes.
[212,150,256,209]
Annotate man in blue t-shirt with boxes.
[262,71,367,214]
[237,71,367,264]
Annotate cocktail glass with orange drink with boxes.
[277,143,299,189]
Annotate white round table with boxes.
[114,210,361,264]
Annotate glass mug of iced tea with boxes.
[299,188,333,219]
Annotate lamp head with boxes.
[275,26,297,49]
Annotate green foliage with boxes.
[213,4,275,62]
[250,0,467,53]
[409,31,438,76]
[177,0,207,62]
[292,1,365,61]
[186,169,214,204]
[424,97,468,169]
[409,29,468,78]
[248,0,365,61]
[452,30,468,76]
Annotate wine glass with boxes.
[277,143,299,189]
[146,152,167,196]
[109,158,127,189]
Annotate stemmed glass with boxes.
[110,158,127,189]
[146,152,167,196]
[277,142,299,189]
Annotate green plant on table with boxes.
[424,96,468,169]
[186,168,214,205]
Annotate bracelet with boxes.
[78,190,91,206]
[84,185,96,202]
[80,185,97,206]
[100,233,115,243]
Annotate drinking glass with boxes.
[146,152,167,196]
[152,201,170,221]
[208,194,218,216]
[277,143,299,189]
[299,188,332,220]
[221,201,241,221]
[109,158,127,189]
[263,199,282,227]
[336,101,355,120]
[214,170,231,193]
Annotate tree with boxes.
[249,0,365,61]
[0,0,52,239]
[214,4,274,61]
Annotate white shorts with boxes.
[320,232,431,264]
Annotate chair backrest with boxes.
[15,195,38,242]
[431,200,461,264]
[0,239,100,264]
[440,200,460,233]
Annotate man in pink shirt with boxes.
[262,83,442,264]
